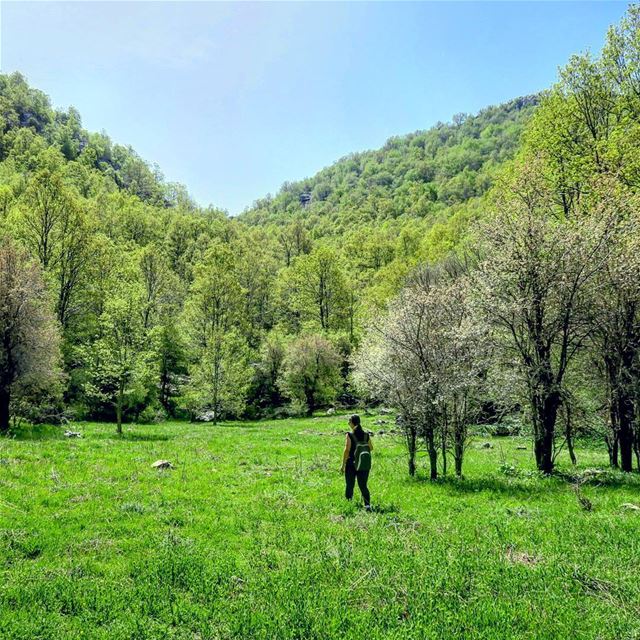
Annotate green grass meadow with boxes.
[1,414,639,639]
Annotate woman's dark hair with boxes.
[351,414,365,440]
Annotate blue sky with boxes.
[0,1,629,214]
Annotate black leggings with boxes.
[345,464,370,506]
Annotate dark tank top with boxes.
[347,431,369,465]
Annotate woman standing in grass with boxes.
[341,414,373,510]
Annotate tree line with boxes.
[0,66,531,435]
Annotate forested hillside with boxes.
[0,74,199,210]
[0,71,535,431]
[242,95,537,234]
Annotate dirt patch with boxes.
[505,545,541,566]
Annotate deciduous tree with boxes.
[280,334,342,415]
[0,240,60,432]
[474,164,616,473]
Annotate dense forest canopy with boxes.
[2,4,640,477]
[0,69,535,430]
[242,95,537,233]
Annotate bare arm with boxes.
[341,434,351,473]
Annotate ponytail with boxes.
[351,414,365,441]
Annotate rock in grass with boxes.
[326,408,336,415]
[151,460,173,470]
[195,411,216,422]
[516,446,527,450]
[621,503,640,512]
[64,430,82,438]
[481,442,493,449]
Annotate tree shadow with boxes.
[424,468,640,496]
[103,431,173,442]
[6,423,64,441]
[4,421,177,442]
[193,420,263,432]
[417,474,558,498]
[368,502,400,514]
[554,468,640,489]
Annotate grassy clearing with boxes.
[0,414,639,639]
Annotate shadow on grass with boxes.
[368,503,400,514]
[6,423,63,441]
[5,421,176,442]
[410,473,556,498]
[411,468,640,496]
[554,468,640,488]
[212,421,266,432]
[338,502,400,518]
[105,431,173,442]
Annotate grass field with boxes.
[1,413,639,640]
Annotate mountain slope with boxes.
[241,95,538,235]
[0,72,198,211]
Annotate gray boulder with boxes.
[151,460,174,470]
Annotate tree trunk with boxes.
[606,400,619,468]
[540,412,556,475]
[532,391,544,469]
[441,427,447,476]
[406,426,417,477]
[565,405,577,466]
[605,306,638,472]
[0,387,10,434]
[159,351,171,413]
[454,448,463,477]
[567,437,577,466]
[534,390,560,475]
[453,399,466,477]
[425,427,438,480]
[454,424,464,477]
[618,394,635,472]
[116,382,123,436]
[305,387,315,416]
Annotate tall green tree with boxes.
[475,163,618,474]
[180,330,251,422]
[81,269,153,434]
[280,247,349,333]
[182,243,250,421]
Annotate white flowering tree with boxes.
[586,186,640,472]
[473,163,618,474]
[354,259,487,478]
